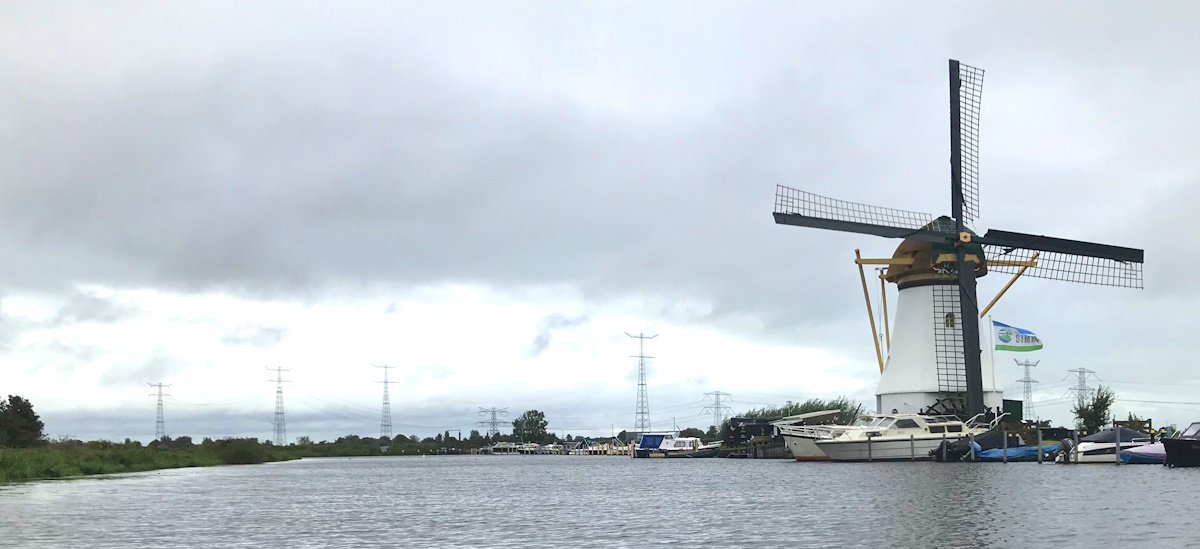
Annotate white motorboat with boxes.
[634,432,721,458]
[813,413,995,461]
[772,409,866,461]
[1056,427,1152,464]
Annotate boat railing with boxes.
[777,424,844,440]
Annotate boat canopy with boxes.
[1080,427,1148,443]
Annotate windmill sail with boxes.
[982,228,1144,288]
[773,185,949,242]
[954,61,985,224]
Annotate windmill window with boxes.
[944,313,956,328]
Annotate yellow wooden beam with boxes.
[987,259,1039,268]
[980,252,1040,318]
[855,257,914,265]
[855,250,885,374]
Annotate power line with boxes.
[374,364,397,440]
[701,391,732,430]
[147,382,171,440]
[267,366,291,446]
[477,407,508,438]
[1015,359,1039,419]
[626,332,658,433]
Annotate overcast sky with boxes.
[2,2,1197,442]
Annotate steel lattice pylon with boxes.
[148,382,171,440]
[1015,359,1039,419]
[626,332,658,433]
[375,364,397,440]
[267,367,290,446]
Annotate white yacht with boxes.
[812,413,995,461]
[1056,427,1153,464]
[772,410,866,461]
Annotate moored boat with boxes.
[1056,427,1151,464]
[1163,422,1200,468]
[813,413,995,462]
[634,432,720,458]
[773,410,871,462]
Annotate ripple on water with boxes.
[1,456,1197,548]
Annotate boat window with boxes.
[928,425,945,433]
[1182,423,1200,438]
[852,418,873,426]
[894,419,919,429]
[873,418,895,429]
[946,425,963,433]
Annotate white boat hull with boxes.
[816,435,970,462]
[781,434,831,461]
[1057,441,1151,463]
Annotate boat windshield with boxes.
[869,417,895,428]
[1182,422,1200,438]
[851,418,874,427]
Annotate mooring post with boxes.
[1036,420,1043,464]
[867,434,873,462]
[968,433,975,461]
[910,434,915,461]
[1002,425,1008,463]
[1073,429,1080,464]
[1115,420,1121,466]
[942,432,947,462]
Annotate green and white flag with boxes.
[993,320,1043,352]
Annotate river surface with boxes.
[0,455,1195,548]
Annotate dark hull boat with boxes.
[1163,422,1200,468]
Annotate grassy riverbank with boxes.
[0,439,296,484]
[0,437,454,483]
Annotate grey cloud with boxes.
[53,292,138,325]
[526,314,590,358]
[4,3,1190,351]
[221,324,289,348]
[98,349,183,388]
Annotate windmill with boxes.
[773,60,1144,419]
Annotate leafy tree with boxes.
[1073,385,1117,433]
[469,430,483,444]
[295,436,313,446]
[173,436,194,448]
[617,430,628,442]
[0,395,46,448]
[512,409,549,443]
[679,427,706,439]
[704,426,718,439]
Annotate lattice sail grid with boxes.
[958,63,984,224]
[774,185,935,230]
[984,246,1143,289]
[932,285,968,393]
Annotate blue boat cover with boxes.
[977,444,1059,460]
[638,434,665,449]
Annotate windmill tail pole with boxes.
[855,249,886,373]
[979,252,1040,318]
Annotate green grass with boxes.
[0,439,297,484]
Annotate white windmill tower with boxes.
[772,60,1145,419]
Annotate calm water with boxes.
[0,456,1195,548]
